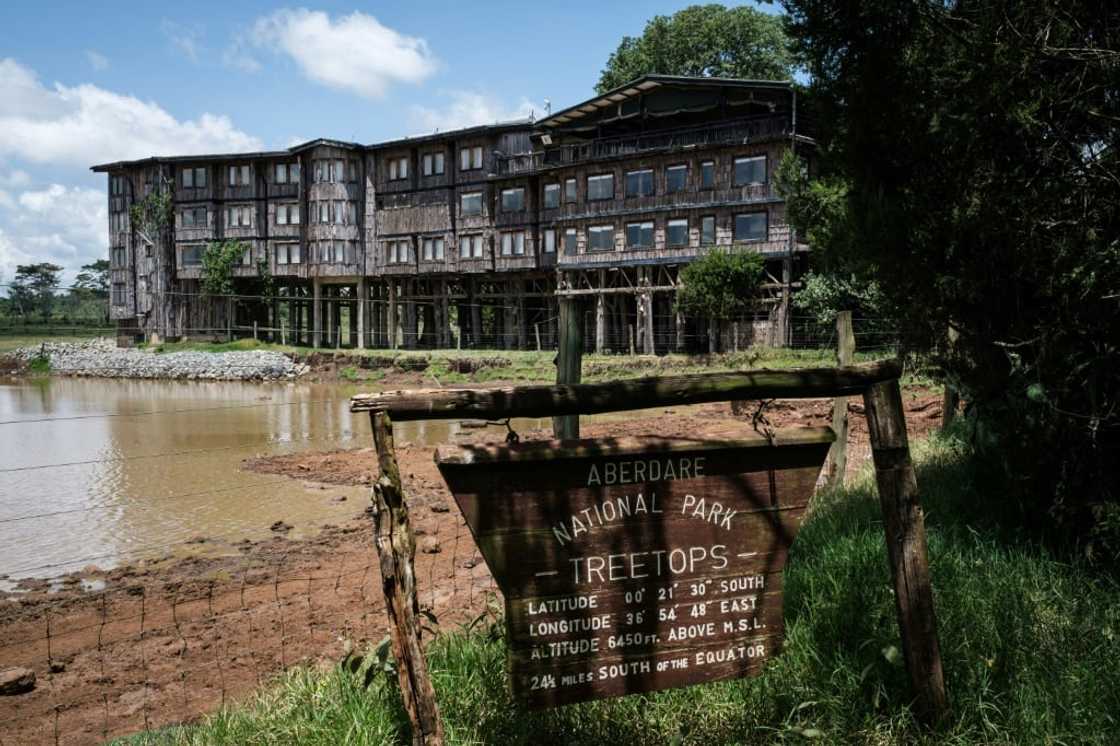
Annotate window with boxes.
[543,183,560,209]
[181,244,204,265]
[389,156,409,180]
[226,206,251,227]
[229,165,250,186]
[348,160,358,182]
[625,169,653,197]
[422,152,445,176]
[701,216,716,245]
[276,204,299,225]
[666,165,688,193]
[314,161,324,183]
[460,145,483,170]
[734,212,767,242]
[387,240,410,264]
[181,207,206,227]
[500,231,525,256]
[111,246,126,267]
[701,161,715,189]
[626,221,654,249]
[587,225,614,252]
[501,188,525,212]
[182,167,206,188]
[588,174,614,201]
[564,178,577,203]
[111,283,127,305]
[275,163,288,183]
[290,163,301,183]
[667,218,689,247]
[422,237,445,261]
[460,191,482,216]
[459,234,485,258]
[563,228,578,256]
[348,202,357,225]
[733,156,767,186]
[275,242,300,265]
[543,228,556,254]
[241,245,252,266]
[333,159,345,182]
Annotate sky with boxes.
[0,1,774,287]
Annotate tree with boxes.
[73,259,110,297]
[596,4,795,93]
[676,250,765,352]
[780,0,1120,557]
[11,263,63,322]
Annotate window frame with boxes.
[666,164,688,194]
[625,221,654,249]
[564,178,577,203]
[500,187,525,212]
[624,169,654,198]
[733,155,767,187]
[543,183,560,209]
[543,228,556,254]
[587,173,614,201]
[667,218,690,248]
[733,212,768,242]
[701,215,716,246]
[460,191,483,216]
[563,227,578,255]
[587,224,615,252]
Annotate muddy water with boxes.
[0,377,550,580]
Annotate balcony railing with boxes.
[495,114,793,176]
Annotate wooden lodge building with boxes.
[92,76,813,353]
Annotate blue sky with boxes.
[0,1,773,284]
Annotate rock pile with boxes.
[6,339,308,381]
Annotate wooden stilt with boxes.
[553,298,583,439]
[827,311,855,488]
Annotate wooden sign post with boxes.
[354,361,948,732]
[436,429,833,707]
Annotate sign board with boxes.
[435,427,833,708]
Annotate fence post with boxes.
[369,410,444,745]
[826,311,855,487]
[863,378,949,724]
[941,326,960,431]
[553,298,582,439]
[535,322,542,352]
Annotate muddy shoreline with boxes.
[0,392,944,744]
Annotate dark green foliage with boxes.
[9,263,63,321]
[201,240,249,297]
[596,4,794,93]
[675,250,765,321]
[72,260,110,297]
[780,0,1120,558]
[128,188,172,240]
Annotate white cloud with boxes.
[86,50,109,72]
[0,190,13,209]
[409,91,540,134]
[0,58,263,166]
[0,185,107,282]
[161,20,203,64]
[0,168,31,189]
[246,9,437,99]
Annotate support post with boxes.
[675,311,684,353]
[642,291,654,355]
[863,379,949,724]
[388,282,399,350]
[312,278,322,349]
[357,277,368,349]
[369,411,445,745]
[595,293,606,355]
[553,298,583,439]
[534,323,542,352]
[827,311,855,487]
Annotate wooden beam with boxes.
[555,282,800,297]
[553,298,583,439]
[863,379,949,723]
[826,310,855,488]
[368,411,445,745]
[351,360,902,419]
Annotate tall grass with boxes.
[124,429,1120,744]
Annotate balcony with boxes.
[495,114,794,175]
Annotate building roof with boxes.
[90,149,293,173]
[535,74,793,130]
[368,118,533,150]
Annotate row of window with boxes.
[179,163,303,189]
[178,202,355,228]
[313,159,359,184]
[387,145,485,182]
[110,176,127,196]
[181,240,356,267]
[109,212,128,232]
[111,283,127,305]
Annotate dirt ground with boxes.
[0,391,944,745]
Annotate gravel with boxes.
[6,339,309,381]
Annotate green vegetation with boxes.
[121,429,1120,744]
[595,4,794,93]
[675,250,765,352]
[201,240,252,297]
[780,0,1120,559]
[128,186,173,240]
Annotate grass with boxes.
[120,428,1120,745]
[0,333,106,354]
[137,338,923,388]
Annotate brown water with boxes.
[0,377,551,580]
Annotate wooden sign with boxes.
[435,427,833,708]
